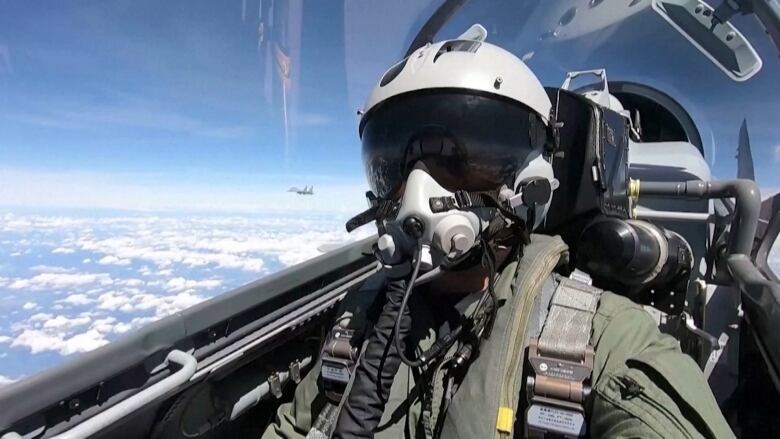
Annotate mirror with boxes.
[652,0,763,81]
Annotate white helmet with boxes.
[359,26,555,231]
[354,27,559,266]
[362,32,552,125]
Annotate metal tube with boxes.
[414,267,443,286]
[639,179,760,255]
[634,208,714,222]
[52,350,197,439]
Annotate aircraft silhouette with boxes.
[736,119,755,181]
[287,185,314,195]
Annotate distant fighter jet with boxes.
[736,119,755,181]
[288,185,314,195]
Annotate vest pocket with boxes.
[593,358,721,439]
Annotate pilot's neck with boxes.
[427,246,510,296]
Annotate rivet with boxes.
[69,399,81,411]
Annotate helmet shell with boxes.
[360,39,552,128]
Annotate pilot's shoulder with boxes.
[595,290,646,317]
[336,271,386,321]
[591,290,663,351]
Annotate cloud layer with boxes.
[0,211,374,380]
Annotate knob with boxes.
[451,234,471,254]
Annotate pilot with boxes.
[263,34,734,439]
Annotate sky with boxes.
[0,0,779,384]
[0,0,778,211]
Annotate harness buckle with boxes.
[525,339,593,438]
[320,327,358,403]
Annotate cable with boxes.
[333,276,412,438]
[481,244,498,339]
[394,237,502,368]
[394,240,466,368]
[393,241,426,367]
[467,239,498,340]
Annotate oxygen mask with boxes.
[374,163,486,271]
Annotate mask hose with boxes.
[332,249,420,438]
[393,242,466,368]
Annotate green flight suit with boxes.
[262,235,734,439]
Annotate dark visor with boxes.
[360,89,547,200]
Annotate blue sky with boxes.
[0,0,778,212]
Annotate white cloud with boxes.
[7,272,112,290]
[60,330,109,355]
[60,294,93,305]
[117,278,144,287]
[11,329,63,354]
[90,317,117,334]
[78,234,267,272]
[22,302,37,310]
[28,313,53,322]
[30,265,76,273]
[0,211,378,378]
[164,277,222,293]
[97,255,132,266]
[96,291,132,311]
[0,375,17,387]
[96,290,205,316]
[11,328,108,355]
[775,144,780,163]
[42,315,91,330]
[144,292,204,316]
[51,247,75,254]
[113,322,132,334]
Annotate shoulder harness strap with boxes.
[525,271,602,439]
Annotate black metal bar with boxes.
[639,179,761,256]
[727,254,780,391]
